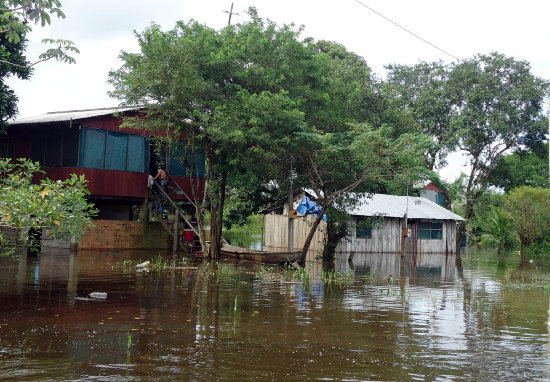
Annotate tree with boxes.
[0,0,78,126]
[506,186,550,258]
[294,124,428,262]
[477,205,516,260]
[385,61,457,171]
[283,40,427,263]
[487,143,549,191]
[0,12,29,127]
[109,10,315,258]
[0,159,97,246]
[448,53,548,252]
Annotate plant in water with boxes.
[126,333,132,364]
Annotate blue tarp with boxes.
[296,195,326,220]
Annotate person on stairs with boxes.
[153,168,167,191]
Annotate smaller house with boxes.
[419,181,446,206]
[337,193,464,255]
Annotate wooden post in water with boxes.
[401,186,409,257]
[288,186,294,252]
[173,209,179,253]
[401,212,407,257]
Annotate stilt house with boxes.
[4,107,205,250]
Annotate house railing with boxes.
[153,181,198,237]
[168,174,196,208]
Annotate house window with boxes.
[418,221,443,239]
[79,127,149,172]
[356,218,372,239]
[29,128,79,167]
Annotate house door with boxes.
[406,221,416,254]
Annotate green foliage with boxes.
[487,144,549,191]
[223,181,279,230]
[0,1,78,65]
[477,206,517,253]
[0,0,78,126]
[0,4,30,127]
[0,0,65,43]
[385,61,456,170]
[506,186,550,253]
[0,158,97,243]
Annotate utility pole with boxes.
[223,3,239,26]
[548,100,549,187]
[400,185,409,257]
[288,158,294,252]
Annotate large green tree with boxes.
[448,53,548,252]
[109,10,318,258]
[0,12,29,127]
[385,61,456,171]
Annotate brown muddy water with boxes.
[0,247,549,381]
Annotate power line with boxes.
[351,0,459,61]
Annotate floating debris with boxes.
[136,261,152,269]
[89,292,107,299]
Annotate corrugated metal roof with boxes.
[9,107,138,125]
[346,193,465,221]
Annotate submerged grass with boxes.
[256,263,387,291]
[115,255,190,274]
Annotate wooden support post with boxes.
[400,212,407,257]
[288,185,294,252]
[173,209,179,253]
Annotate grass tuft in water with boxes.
[126,333,132,364]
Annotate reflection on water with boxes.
[0,247,549,381]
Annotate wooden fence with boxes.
[264,214,326,252]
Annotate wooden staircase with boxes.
[148,180,202,254]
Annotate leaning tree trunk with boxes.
[456,220,466,255]
[299,205,328,264]
[323,220,347,263]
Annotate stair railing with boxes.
[153,181,198,237]
[168,174,196,208]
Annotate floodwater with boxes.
[1,247,549,381]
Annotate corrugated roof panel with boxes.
[347,193,465,221]
[10,107,137,125]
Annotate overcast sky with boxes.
[6,0,550,180]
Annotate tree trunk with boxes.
[497,242,503,262]
[455,220,466,255]
[519,239,528,264]
[322,225,346,263]
[299,204,328,264]
[186,140,209,256]
[455,194,475,253]
[208,170,227,260]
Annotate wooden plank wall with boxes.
[416,220,457,254]
[337,218,401,253]
[264,214,326,251]
[338,218,459,254]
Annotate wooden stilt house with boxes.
[5,107,205,250]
